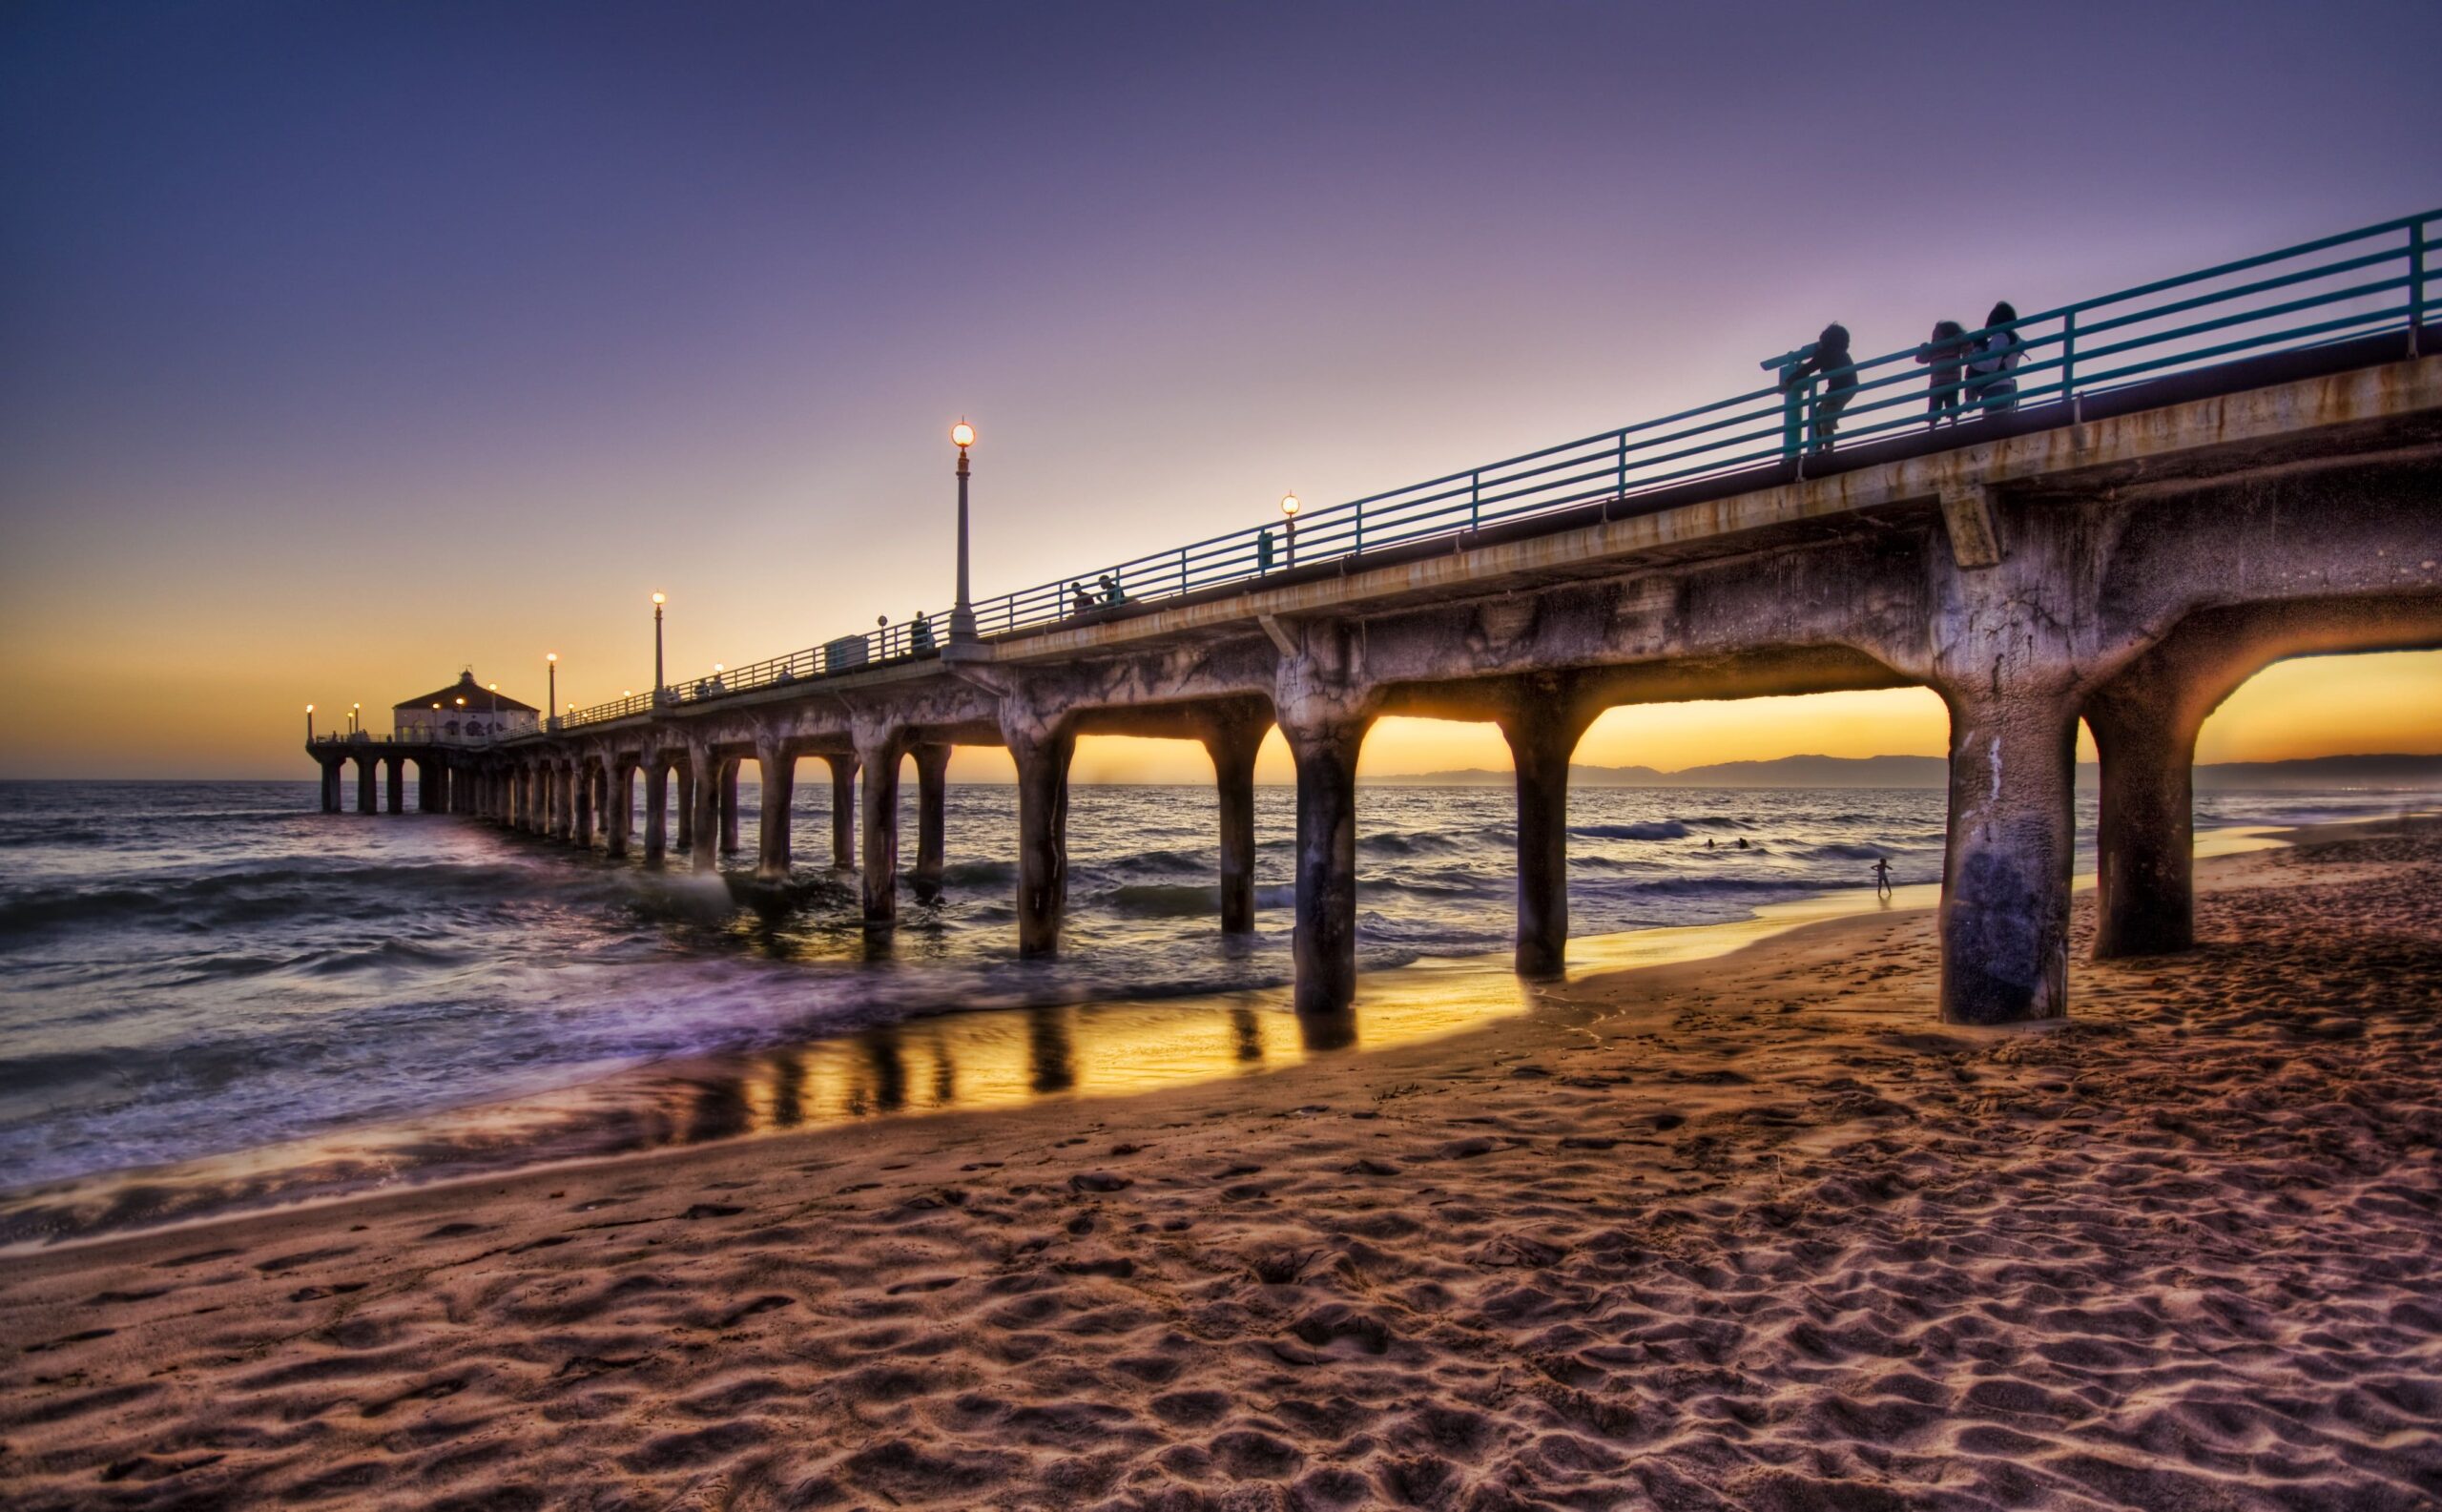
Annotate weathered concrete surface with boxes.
[399,354,2442,1025]
[913,743,952,904]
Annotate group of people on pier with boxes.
[1782,300,2026,450]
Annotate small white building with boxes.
[393,671,539,745]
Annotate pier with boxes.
[310,212,2442,1025]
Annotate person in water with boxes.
[1873,856,1894,898]
[1734,837,1749,850]
[1782,321,1856,451]
[1967,300,2024,414]
[1916,320,1969,425]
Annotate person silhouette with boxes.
[1070,584,1096,616]
[910,611,934,652]
[1782,321,1856,451]
[1916,320,1969,425]
[1968,301,2024,414]
[1873,857,1893,899]
[1098,572,1125,605]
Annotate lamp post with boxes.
[948,420,979,645]
[547,652,558,730]
[306,704,316,742]
[1280,493,1301,569]
[652,593,667,702]
[349,702,361,736]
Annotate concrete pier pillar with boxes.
[418,758,444,814]
[689,747,719,874]
[1501,701,1593,979]
[755,741,794,882]
[912,743,952,904]
[605,762,634,859]
[1003,720,1074,955]
[1201,715,1266,934]
[827,755,858,869]
[1277,704,1370,1015]
[318,757,340,813]
[356,756,377,815]
[675,766,696,852]
[554,765,575,840]
[573,762,597,849]
[644,758,670,867]
[855,731,903,928]
[717,759,741,857]
[1937,688,2080,1025]
[385,757,404,815]
[2088,686,2200,959]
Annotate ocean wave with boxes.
[940,860,1017,886]
[1106,883,1221,918]
[1571,820,1689,841]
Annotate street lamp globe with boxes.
[652,592,666,606]
[951,420,976,449]
[1280,493,1301,518]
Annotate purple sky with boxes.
[3,2,2437,777]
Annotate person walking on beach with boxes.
[1916,320,1969,425]
[1873,856,1893,899]
[1967,300,2024,414]
[1781,321,1857,451]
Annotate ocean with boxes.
[0,777,2423,1241]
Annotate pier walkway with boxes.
[311,211,2442,1025]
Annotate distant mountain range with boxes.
[1373,753,2442,791]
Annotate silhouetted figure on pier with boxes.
[1070,584,1097,616]
[1782,321,1855,450]
[1968,301,2024,414]
[1917,320,1969,425]
[910,611,933,653]
[1098,572,1125,606]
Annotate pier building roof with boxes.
[395,671,535,714]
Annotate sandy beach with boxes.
[3,821,2437,1510]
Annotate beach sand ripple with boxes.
[2,826,2438,1509]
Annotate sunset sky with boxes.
[3,2,2437,782]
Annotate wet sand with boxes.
[2,821,2437,1509]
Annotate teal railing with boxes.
[559,207,2436,731]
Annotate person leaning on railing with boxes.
[1915,320,1970,425]
[1780,321,1856,451]
[1966,300,2023,413]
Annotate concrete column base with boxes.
[1279,708,1368,1015]
[826,755,857,869]
[912,743,952,904]
[717,758,741,857]
[755,743,794,882]
[643,761,670,867]
[856,733,903,928]
[1938,689,2079,1025]
[688,749,719,874]
[1202,716,1265,934]
[605,764,634,859]
[1004,724,1073,957]
[1501,703,1590,979]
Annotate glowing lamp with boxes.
[1280,493,1301,518]
[951,421,976,449]
[652,592,666,605]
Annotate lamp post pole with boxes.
[547,653,558,731]
[949,421,978,644]
[1280,493,1301,569]
[652,593,666,703]
[306,705,315,742]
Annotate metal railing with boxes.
[553,208,2436,733]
